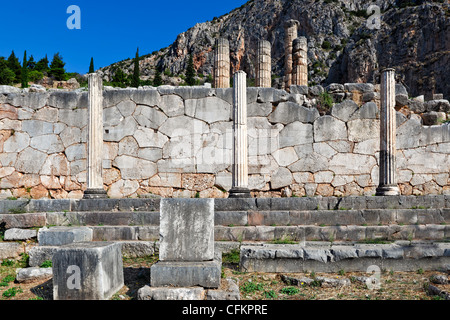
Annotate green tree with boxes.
[89,57,95,73]
[28,70,44,82]
[49,53,66,81]
[21,51,28,88]
[7,51,21,83]
[131,47,140,88]
[0,58,16,85]
[27,55,36,70]
[36,55,49,74]
[111,67,129,88]
[185,54,196,86]
[153,68,162,87]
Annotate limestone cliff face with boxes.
[100,0,449,98]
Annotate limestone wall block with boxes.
[133,105,167,130]
[329,153,376,175]
[313,116,347,142]
[279,121,313,148]
[116,99,136,117]
[113,155,157,180]
[103,116,138,142]
[347,119,379,142]
[185,97,231,123]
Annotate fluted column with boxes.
[83,73,107,199]
[376,68,400,196]
[256,40,272,88]
[284,19,299,90]
[214,38,230,88]
[292,37,308,86]
[229,71,251,198]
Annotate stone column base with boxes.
[376,185,400,196]
[228,187,252,198]
[83,188,108,199]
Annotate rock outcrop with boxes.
[99,0,449,99]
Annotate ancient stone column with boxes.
[256,40,272,88]
[83,73,107,199]
[376,68,400,196]
[292,37,308,86]
[229,71,251,198]
[284,19,299,90]
[214,38,230,88]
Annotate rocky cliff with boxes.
[99,0,449,98]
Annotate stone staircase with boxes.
[1,195,449,272]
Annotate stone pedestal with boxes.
[83,73,107,199]
[229,71,251,198]
[376,68,400,196]
[52,242,124,300]
[292,37,308,86]
[256,40,272,88]
[150,198,220,289]
[284,19,299,90]
[214,38,230,89]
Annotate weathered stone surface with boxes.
[313,116,347,142]
[344,83,374,93]
[268,102,319,124]
[113,155,157,180]
[52,242,124,300]
[206,278,240,300]
[138,286,206,300]
[4,228,37,240]
[279,121,313,148]
[16,267,53,283]
[0,213,46,228]
[150,260,221,288]
[38,227,93,246]
[347,119,379,142]
[133,105,167,129]
[0,242,22,260]
[185,97,231,123]
[159,198,214,261]
[3,131,30,153]
[331,100,359,122]
[271,167,293,189]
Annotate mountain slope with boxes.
[99,0,449,98]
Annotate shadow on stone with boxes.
[30,278,53,300]
[123,267,150,299]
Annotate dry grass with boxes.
[0,255,448,300]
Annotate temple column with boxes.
[214,38,230,88]
[256,40,272,88]
[292,36,308,86]
[229,71,251,198]
[376,68,400,196]
[83,73,107,199]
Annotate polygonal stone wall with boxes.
[0,84,449,199]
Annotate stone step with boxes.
[239,242,450,273]
[3,208,448,229]
[39,224,449,242]
[1,195,449,214]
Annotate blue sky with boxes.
[0,0,248,74]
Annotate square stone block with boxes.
[52,242,124,300]
[38,227,93,246]
[160,198,214,261]
[150,260,221,289]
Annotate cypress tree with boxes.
[27,55,36,70]
[89,57,95,73]
[185,54,196,86]
[7,51,21,83]
[49,53,66,81]
[153,68,162,87]
[21,51,28,88]
[131,48,140,88]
